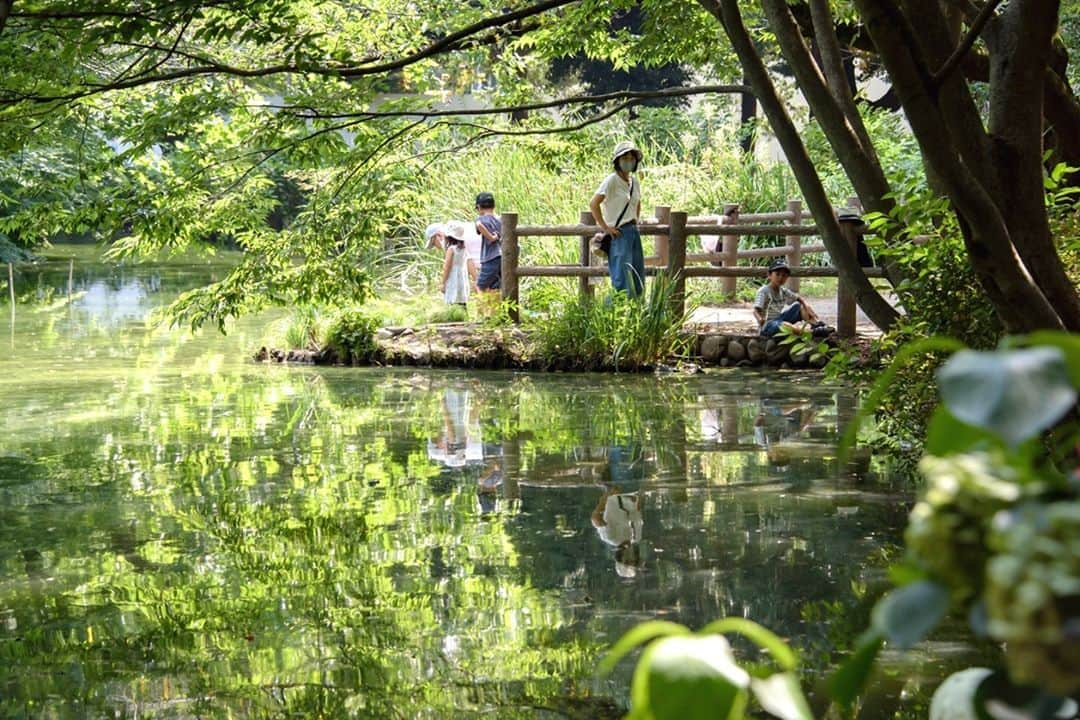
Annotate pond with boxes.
[0,247,977,718]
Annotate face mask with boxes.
[619,158,637,173]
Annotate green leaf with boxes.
[870,580,949,650]
[599,620,690,674]
[936,347,1076,447]
[640,635,750,720]
[924,405,1003,455]
[1003,331,1080,388]
[750,672,813,720]
[699,616,798,671]
[827,632,883,706]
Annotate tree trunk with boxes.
[701,0,901,331]
[902,0,998,196]
[986,0,1080,331]
[1044,68,1080,174]
[854,0,1065,332]
[739,71,757,155]
[0,0,12,37]
[762,0,908,287]
[808,0,876,159]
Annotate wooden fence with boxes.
[498,198,882,338]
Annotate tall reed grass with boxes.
[527,274,693,371]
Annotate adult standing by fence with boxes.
[590,141,645,297]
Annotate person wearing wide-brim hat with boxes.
[589,141,646,296]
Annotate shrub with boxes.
[527,274,692,370]
[324,309,380,363]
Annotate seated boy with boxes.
[754,259,833,338]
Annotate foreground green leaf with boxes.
[936,347,1076,447]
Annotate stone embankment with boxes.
[254,323,848,371]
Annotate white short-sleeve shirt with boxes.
[458,223,482,261]
[594,172,641,227]
[595,493,643,548]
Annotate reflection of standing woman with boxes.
[590,141,645,296]
[440,220,470,307]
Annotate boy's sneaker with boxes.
[811,324,835,338]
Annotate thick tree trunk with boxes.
[763,0,908,287]
[902,0,998,196]
[701,0,901,331]
[0,0,13,37]
[854,0,1065,332]
[985,0,1080,331]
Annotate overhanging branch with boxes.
[9,0,578,105]
[931,0,1002,87]
[265,84,752,121]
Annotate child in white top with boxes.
[440,221,470,307]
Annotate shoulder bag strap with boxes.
[612,177,634,229]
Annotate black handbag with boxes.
[601,178,634,255]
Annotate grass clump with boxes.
[528,275,692,371]
[324,309,380,363]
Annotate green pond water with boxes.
[0,247,980,718]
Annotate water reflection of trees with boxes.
[0,318,909,716]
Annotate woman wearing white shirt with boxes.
[590,141,645,296]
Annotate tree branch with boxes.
[266,84,751,121]
[930,0,1003,87]
[10,0,578,105]
[807,0,876,160]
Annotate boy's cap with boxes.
[475,192,495,208]
[612,140,643,162]
[443,220,468,241]
[768,259,791,273]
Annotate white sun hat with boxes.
[611,140,643,163]
[424,223,445,247]
[443,220,469,242]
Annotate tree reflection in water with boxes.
[0,250,948,718]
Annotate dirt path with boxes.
[688,295,889,337]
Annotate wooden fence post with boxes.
[722,402,738,444]
[500,212,520,323]
[836,215,860,338]
[8,263,14,349]
[721,203,740,298]
[654,205,671,267]
[579,210,594,299]
[786,198,803,293]
[668,211,687,319]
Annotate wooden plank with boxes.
[668,211,687,318]
[515,223,821,237]
[517,265,885,278]
[680,266,885,278]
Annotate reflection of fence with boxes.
[499,198,883,338]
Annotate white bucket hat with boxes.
[612,140,643,163]
[443,220,469,242]
[424,223,445,247]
